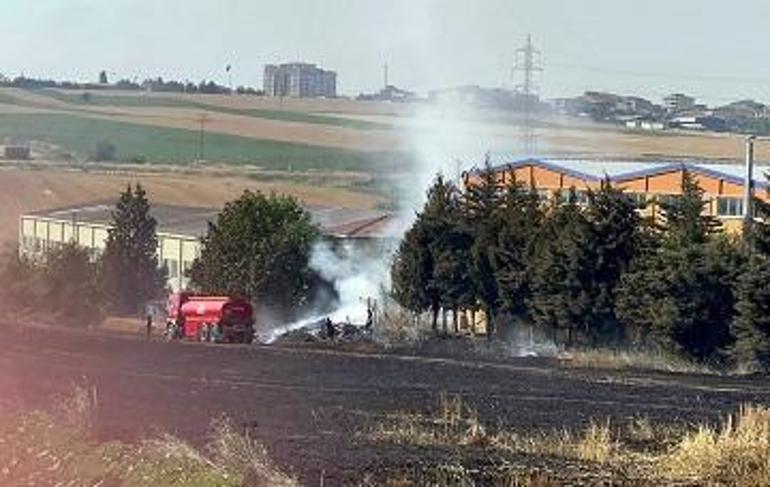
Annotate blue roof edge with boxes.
[467,157,770,191]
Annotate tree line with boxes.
[0,187,326,327]
[391,162,770,370]
[0,75,264,96]
[0,184,166,325]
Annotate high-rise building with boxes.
[263,63,337,98]
[664,93,696,113]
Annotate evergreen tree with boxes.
[189,191,320,319]
[101,184,166,314]
[583,179,643,344]
[746,197,770,256]
[492,179,543,333]
[431,190,475,334]
[617,172,738,361]
[658,169,721,247]
[0,245,37,307]
[617,235,742,362]
[391,175,472,334]
[528,190,594,346]
[44,243,102,325]
[463,159,503,339]
[391,222,433,317]
[731,253,770,370]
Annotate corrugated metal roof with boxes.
[468,157,770,190]
[29,202,399,240]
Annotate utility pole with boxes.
[384,63,389,89]
[513,34,543,156]
[197,112,210,161]
[744,135,757,229]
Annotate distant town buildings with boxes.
[3,145,31,160]
[357,85,416,103]
[549,90,770,134]
[263,63,337,98]
[664,93,696,113]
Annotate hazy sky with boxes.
[3,0,770,105]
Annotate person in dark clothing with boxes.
[365,306,373,331]
[324,317,335,339]
[145,314,153,340]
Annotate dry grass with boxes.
[368,394,620,465]
[53,381,99,432]
[576,420,616,463]
[657,404,770,486]
[564,348,720,375]
[366,395,770,485]
[370,393,489,448]
[205,417,298,486]
[0,384,298,486]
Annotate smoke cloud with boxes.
[261,240,393,343]
[264,90,542,346]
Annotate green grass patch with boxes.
[0,112,399,171]
[35,89,391,130]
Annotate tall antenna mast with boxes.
[513,34,543,156]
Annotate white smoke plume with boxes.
[261,240,392,343]
[263,66,543,346]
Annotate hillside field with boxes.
[0,166,383,244]
[0,113,397,171]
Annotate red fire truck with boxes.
[166,293,254,344]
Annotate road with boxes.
[2,325,770,484]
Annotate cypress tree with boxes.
[616,173,740,362]
[731,253,770,370]
[493,179,543,334]
[746,197,770,256]
[528,190,594,346]
[463,158,503,339]
[658,169,721,247]
[392,174,472,334]
[101,184,167,314]
[391,221,433,320]
[583,179,643,344]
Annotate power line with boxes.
[549,62,770,85]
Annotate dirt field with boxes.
[2,325,769,484]
[0,165,381,244]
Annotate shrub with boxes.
[92,140,116,161]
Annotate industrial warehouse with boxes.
[465,156,768,233]
[19,203,398,291]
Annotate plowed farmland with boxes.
[2,325,769,484]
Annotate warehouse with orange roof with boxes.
[463,156,768,233]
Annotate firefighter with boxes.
[324,317,335,340]
[145,313,153,340]
[365,305,373,331]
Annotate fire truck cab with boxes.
[166,292,254,344]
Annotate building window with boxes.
[22,236,37,252]
[559,189,589,205]
[164,259,179,279]
[717,197,744,217]
[625,193,646,207]
[182,260,193,277]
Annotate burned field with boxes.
[2,326,769,485]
